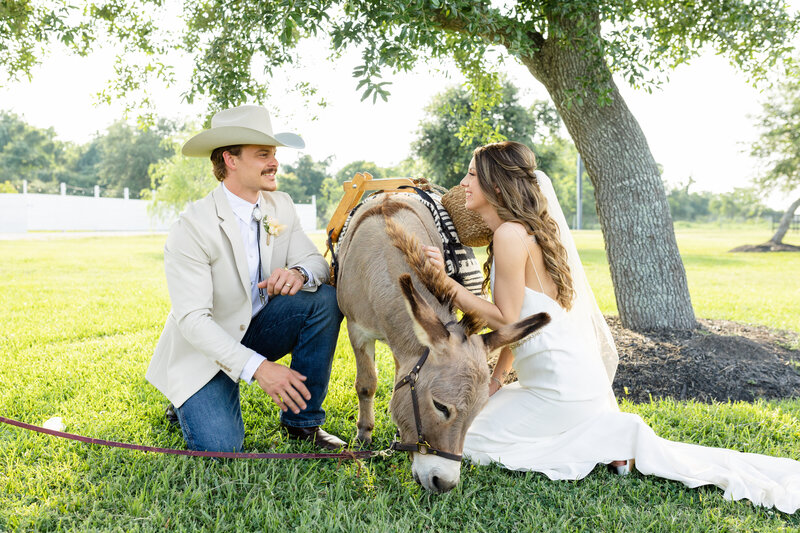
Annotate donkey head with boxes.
[391,274,550,492]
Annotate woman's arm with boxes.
[489,346,514,396]
[424,222,529,330]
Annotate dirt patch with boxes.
[493,318,800,403]
[729,242,800,252]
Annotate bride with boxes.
[423,141,800,513]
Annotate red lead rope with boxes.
[0,416,380,460]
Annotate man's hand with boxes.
[253,360,311,413]
[260,267,305,297]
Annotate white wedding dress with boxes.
[462,170,800,514]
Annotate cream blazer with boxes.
[146,185,329,407]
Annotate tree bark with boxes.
[518,16,696,331]
[769,196,800,245]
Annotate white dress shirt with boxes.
[221,183,315,384]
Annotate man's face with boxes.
[228,144,279,193]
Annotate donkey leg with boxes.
[348,321,378,445]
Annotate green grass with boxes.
[571,228,800,335]
[1,229,799,531]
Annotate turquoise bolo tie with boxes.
[252,206,266,304]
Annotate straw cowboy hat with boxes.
[182,105,305,157]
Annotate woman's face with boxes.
[460,157,489,211]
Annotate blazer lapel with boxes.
[213,186,251,295]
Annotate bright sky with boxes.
[0,24,794,209]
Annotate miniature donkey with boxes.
[336,194,549,492]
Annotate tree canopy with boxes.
[0,110,175,198]
[750,69,800,245]
[97,119,176,198]
[4,0,798,331]
[3,2,795,114]
[752,74,800,197]
[415,81,560,188]
[148,141,217,219]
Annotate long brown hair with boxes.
[473,141,575,309]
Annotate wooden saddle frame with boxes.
[325,172,417,244]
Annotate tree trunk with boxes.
[518,17,696,331]
[769,196,800,245]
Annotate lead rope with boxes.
[0,416,385,460]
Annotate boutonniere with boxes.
[263,216,286,244]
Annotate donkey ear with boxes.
[399,274,450,349]
[480,312,551,354]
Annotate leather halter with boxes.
[390,348,463,462]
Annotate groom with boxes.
[147,104,345,452]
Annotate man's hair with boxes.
[210,145,243,181]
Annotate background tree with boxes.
[311,160,388,228]
[667,179,712,222]
[0,111,181,198]
[415,81,558,188]
[0,111,65,192]
[2,1,798,330]
[384,157,426,180]
[542,138,598,229]
[282,155,333,200]
[313,160,390,229]
[751,74,800,247]
[148,143,217,219]
[70,139,103,192]
[96,119,176,198]
[414,83,596,227]
[708,187,767,222]
[276,171,310,204]
[335,160,386,184]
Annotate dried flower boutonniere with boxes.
[263,216,286,244]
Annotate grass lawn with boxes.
[1,227,799,531]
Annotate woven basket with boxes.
[441,185,492,247]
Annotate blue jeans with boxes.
[176,284,343,452]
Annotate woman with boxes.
[424,141,800,513]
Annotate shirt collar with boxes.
[222,182,259,225]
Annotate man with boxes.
[147,104,345,452]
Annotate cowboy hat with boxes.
[182,105,305,157]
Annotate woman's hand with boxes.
[489,378,502,397]
[422,245,446,274]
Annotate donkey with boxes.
[336,194,550,492]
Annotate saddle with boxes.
[326,173,484,296]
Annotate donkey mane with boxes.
[355,195,488,336]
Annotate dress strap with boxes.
[510,226,545,292]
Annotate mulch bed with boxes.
[610,318,800,403]
[729,242,800,252]
[494,318,800,404]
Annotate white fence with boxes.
[0,190,317,234]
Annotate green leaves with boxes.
[751,68,800,194]
[413,80,564,188]
[3,0,798,131]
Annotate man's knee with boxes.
[181,419,244,453]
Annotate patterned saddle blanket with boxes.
[335,186,484,296]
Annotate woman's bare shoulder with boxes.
[494,221,529,241]
[492,222,529,265]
